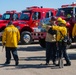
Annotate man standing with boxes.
[2,21,20,66]
[43,16,57,65]
[52,20,71,66]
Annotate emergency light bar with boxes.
[61,2,76,8]
[6,10,16,13]
[26,6,40,9]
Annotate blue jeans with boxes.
[5,47,19,63]
[46,42,57,63]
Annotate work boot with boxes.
[64,62,71,66]
[4,61,10,65]
[45,62,49,65]
[53,62,56,65]
[15,61,19,66]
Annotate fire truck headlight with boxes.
[33,28,41,32]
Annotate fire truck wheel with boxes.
[21,31,32,44]
[39,38,46,48]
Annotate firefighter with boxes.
[51,20,71,66]
[56,17,62,26]
[2,21,20,66]
[72,23,76,42]
[44,16,57,65]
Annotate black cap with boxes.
[49,16,57,22]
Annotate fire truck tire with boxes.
[39,38,46,48]
[21,31,32,44]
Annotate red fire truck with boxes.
[56,2,76,41]
[0,10,21,39]
[13,6,57,45]
[0,10,21,32]
[39,2,76,48]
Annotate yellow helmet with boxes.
[57,17,62,22]
[60,20,66,25]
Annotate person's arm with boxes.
[42,24,52,32]
[58,27,67,36]
[2,29,7,45]
[52,26,59,30]
[46,25,52,31]
[72,24,76,37]
[17,30,20,43]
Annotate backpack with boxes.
[60,31,72,45]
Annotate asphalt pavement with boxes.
[0,42,76,75]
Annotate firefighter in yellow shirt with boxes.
[2,21,20,66]
[72,23,76,42]
[52,19,71,66]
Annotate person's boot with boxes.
[45,61,49,65]
[4,61,10,65]
[64,62,71,66]
[15,61,19,66]
[53,61,56,65]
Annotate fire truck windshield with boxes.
[2,13,10,20]
[20,12,30,20]
[56,7,73,17]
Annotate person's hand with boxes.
[72,37,74,40]
[72,37,74,42]
[46,26,52,30]
[72,37,74,39]
[2,42,6,46]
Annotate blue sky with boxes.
[0,0,76,14]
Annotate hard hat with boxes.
[49,16,57,22]
[60,20,66,25]
[57,17,62,22]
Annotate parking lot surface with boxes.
[0,43,76,75]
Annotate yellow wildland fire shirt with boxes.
[52,26,67,42]
[72,23,76,37]
[2,25,20,47]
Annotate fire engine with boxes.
[56,2,76,41]
[39,2,76,48]
[13,6,57,45]
[0,10,21,32]
[0,10,21,40]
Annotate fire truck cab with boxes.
[13,6,57,45]
[39,2,76,48]
[0,10,21,32]
[56,2,76,39]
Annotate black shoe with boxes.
[64,62,71,66]
[53,62,56,65]
[45,63,49,65]
[56,64,59,66]
[64,63,71,66]
[15,61,19,66]
[4,62,10,65]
